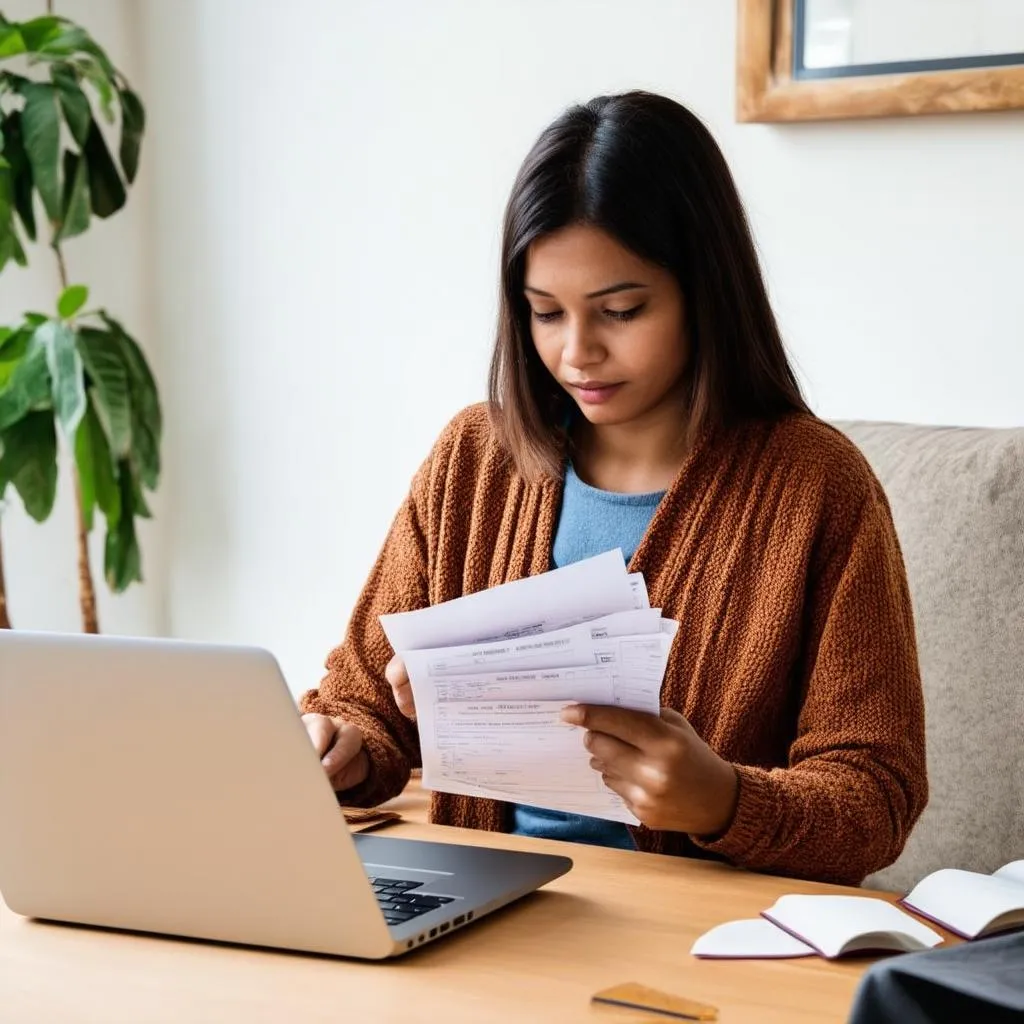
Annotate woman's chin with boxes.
[572,400,633,426]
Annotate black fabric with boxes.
[848,932,1024,1024]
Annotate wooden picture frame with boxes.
[737,0,1024,122]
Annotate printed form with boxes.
[380,550,679,824]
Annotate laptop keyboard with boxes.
[369,876,456,926]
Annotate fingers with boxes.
[561,703,667,749]
[600,776,648,818]
[321,719,363,775]
[584,730,637,777]
[302,714,369,791]
[301,713,335,758]
[328,747,369,793]
[325,721,370,792]
[385,654,416,720]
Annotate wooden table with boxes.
[1,783,954,1023]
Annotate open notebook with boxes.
[692,895,943,960]
[692,860,1024,960]
[901,860,1024,940]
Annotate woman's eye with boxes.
[532,310,562,324]
[604,304,645,322]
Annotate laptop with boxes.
[0,631,572,959]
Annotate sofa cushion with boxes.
[834,421,1024,892]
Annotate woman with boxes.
[300,91,928,886]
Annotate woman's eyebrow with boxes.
[523,281,649,299]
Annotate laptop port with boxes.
[453,914,465,927]
[406,940,413,949]
[439,922,450,933]
[429,927,437,938]
[467,911,474,921]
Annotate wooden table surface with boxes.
[1,781,955,1023]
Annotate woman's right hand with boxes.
[386,654,416,720]
[302,714,369,792]
[303,655,414,791]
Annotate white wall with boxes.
[135,0,1024,695]
[0,0,163,636]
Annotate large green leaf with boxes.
[118,88,144,183]
[35,320,85,440]
[18,16,62,52]
[0,223,25,272]
[77,326,131,458]
[73,57,115,122]
[5,225,25,268]
[0,327,30,389]
[56,149,90,241]
[51,66,91,148]
[3,111,37,242]
[0,411,58,522]
[0,23,26,58]
[0,147,25,273]
[101,315,160,488]
[75,36,119,87]
[0,332,50,432]
[0,325,27,356]
[34,25,118,83]
[0,157,15,275]
[105,460,142,591]
[19,81,62,224]
[74,395,120,532]
[83,118,125,218]
[37,25,92,58]
[130,466,152,518]
[0,69,29,95]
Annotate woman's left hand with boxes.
[561,704,740,836]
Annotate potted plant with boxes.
[0,6,161,632]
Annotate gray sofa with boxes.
[836,422,1024,893]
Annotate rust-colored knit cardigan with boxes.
[300,404,928,885]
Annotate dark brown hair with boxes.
[488,90,809,481]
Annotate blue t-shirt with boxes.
[510,463,665,849]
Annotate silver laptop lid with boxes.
[0,631,395,958]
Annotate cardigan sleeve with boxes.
[692,481,929,885]
[297,453,435,808]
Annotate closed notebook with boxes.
[901,860,1024,940]
[760,895,943,959]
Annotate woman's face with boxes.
[525,223,688,431]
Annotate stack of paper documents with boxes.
[379,550,678,824]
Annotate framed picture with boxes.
[737,0,1024,122]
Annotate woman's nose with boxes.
[562,318,603,368]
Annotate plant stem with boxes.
[54,241,101,634]
[74,471,99,633]
[54,243,69,291]
[0,527,12,629]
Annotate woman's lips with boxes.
[569,381,625,405]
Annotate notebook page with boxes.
[993,860,1024,887]
[691,918,816,959]
[904,868,1024,939]
[763,895,942,958]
